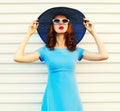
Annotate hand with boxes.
[83,18,95,33]
[28,20,39,35]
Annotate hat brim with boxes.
[37,7,86,44]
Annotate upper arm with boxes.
[82,50,108,61]
[14,51,40,63]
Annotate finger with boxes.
[83,18,90,23]
[83,22,88,28]
[34,20,39,26]
[35,21,39,26]
[31,21,39,28]
[32,20,37,23]
[83,20,89,25]
[31,20,37,25]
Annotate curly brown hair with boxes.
[46,22,76,51]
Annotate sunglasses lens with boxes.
[53,19,60,24]
[62,19,69,23]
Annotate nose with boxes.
[59,21,64,25]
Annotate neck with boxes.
[55,33,66,48]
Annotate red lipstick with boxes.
[59,26,64,30]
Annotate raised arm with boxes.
[14,20,40,63]
[82,18,109,61]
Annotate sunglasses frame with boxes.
[52,19,70,24]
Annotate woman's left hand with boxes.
[83,18,95,33]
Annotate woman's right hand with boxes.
[28,20,39,35]
[14,20,40,63]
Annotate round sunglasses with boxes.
[52,19,70,24]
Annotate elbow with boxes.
[100,53,109,60]
[14,56,23,62]
[14,57,20,62]
[102,55,109,60]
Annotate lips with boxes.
[59,26,64,30]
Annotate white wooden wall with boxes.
[0,0,120,111]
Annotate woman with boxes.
[14,7,109,111]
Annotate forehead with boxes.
[54,15,67,19]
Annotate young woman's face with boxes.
[53,15,69,34]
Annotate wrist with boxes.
[89,30,96,35]
[27,32,33,36]
[25,33,32,40]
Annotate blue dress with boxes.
[36,46,85,111]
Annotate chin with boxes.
[57,30,67,34]
[58,32,66,34]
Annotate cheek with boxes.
[64,25,68,31]
[53,25,58,32]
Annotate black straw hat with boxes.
[37,7,86,44]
